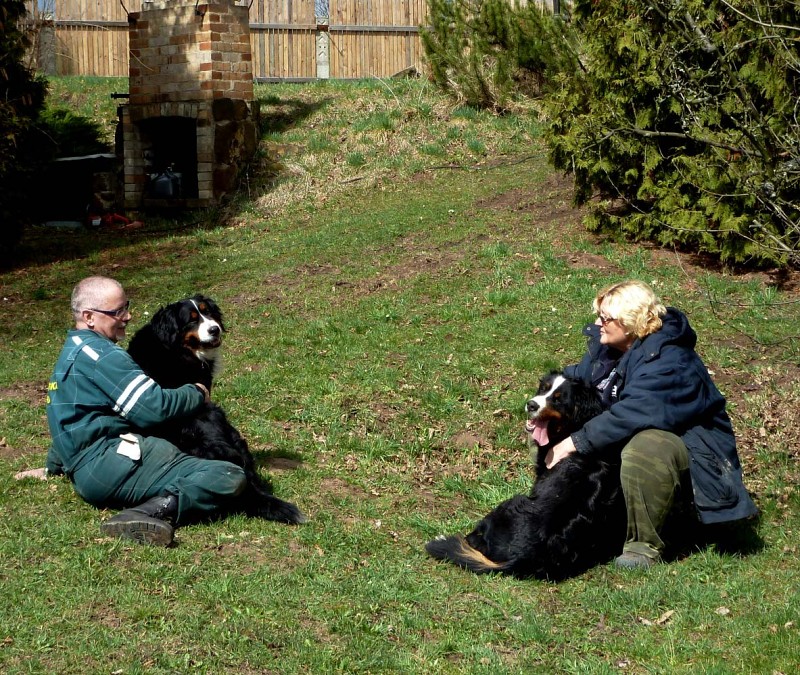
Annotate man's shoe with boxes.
[614,551,660,569]
[100,494,178,546]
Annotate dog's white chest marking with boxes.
[196,348,223,377]
[530,375,565,415]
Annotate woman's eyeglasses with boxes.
[90,300,130,319]
[597,314,617,325]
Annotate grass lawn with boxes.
[1,77,799,674]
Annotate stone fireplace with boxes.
[118,0,258,209]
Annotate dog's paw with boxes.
[290,507,309,525]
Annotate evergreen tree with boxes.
[421,0,578,110]
[0,0,48,260]
[545,0,800,267]
[422,0,799,267]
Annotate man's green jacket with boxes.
[46,328,205,476]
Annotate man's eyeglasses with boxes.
[90,300,130,319]
[596,314,617,326]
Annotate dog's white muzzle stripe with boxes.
[190,299,222,343]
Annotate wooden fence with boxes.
[26,0,549,81]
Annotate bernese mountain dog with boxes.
[127,295,306,525]
[425,371,625,580]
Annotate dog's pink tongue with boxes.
[533,420,549,447]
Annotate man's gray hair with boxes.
[71,276,123,321]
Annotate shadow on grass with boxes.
[258,94,333,135]
[664,513,766,563]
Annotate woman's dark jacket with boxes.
[564,308,758,525]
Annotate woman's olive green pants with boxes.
[620,429,690,560]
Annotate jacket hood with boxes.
[642,307,697,357]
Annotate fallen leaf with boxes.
[656,610,675,625]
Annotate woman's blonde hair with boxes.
[592,280,666,340]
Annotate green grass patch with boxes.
[1,77,798,674]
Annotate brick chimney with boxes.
[118,0,258,208]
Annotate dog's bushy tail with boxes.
[248,494,308,524]
[425,534,509,574]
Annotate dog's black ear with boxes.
[572,379,603,426]
[149,304,182,345]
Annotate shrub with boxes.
[544,0,800,268]
[421,0,579,111]
[0,0,48,261]
[37,107,109,158]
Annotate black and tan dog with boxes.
[426,371,624,580]
[127,295,306,524]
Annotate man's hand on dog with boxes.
[14,468,48,481]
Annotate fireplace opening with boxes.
[138,116,199,200]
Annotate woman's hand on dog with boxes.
[545,437,576,469]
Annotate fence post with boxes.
[316,15,330,80]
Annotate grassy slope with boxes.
[0,78,799,674]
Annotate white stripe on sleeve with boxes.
[120,378,156,417]
[81,345,100,361]
[114,373,151,413]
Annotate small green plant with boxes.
[307,134,336,153]
[452,105,479,121]
[414,102,433,118]
[466,137,487,155]
[353,111,395,132]
[420,142,446,157]
[346,151,366,167]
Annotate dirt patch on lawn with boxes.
[477,172,800,292]
[0,381,46,406]
[0,382,48,461]
[713,362,800,478]
[0,441,37,462]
